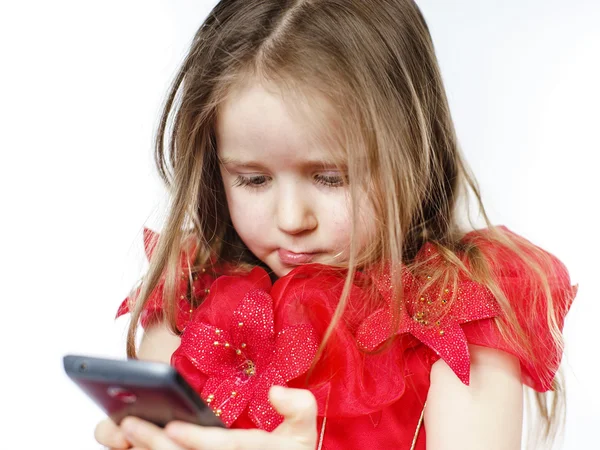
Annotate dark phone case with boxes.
[63,354,225,428]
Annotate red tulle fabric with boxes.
[116,226,577,449]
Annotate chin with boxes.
[271,265,293,278]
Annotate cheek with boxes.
[326,194,376,251]
[323,194,353,246]
[224,189,270,246]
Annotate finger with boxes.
[120,417,186,450]
[269,386,317,437]
[166,423,275,450]
[95,417,131,449]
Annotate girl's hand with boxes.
[119,386,318,450]
[94,416,133,449]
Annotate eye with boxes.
[233,175,271,189]
[314,172,346,187]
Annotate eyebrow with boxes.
[218,156,345,170]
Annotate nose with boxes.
[276,183,318,235]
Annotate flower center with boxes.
[242,359,256,376]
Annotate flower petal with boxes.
[273,324,319,381]
[180,321,237,377]
[247,368,286,431]
[231,289,276,367]
[201,376,255,427]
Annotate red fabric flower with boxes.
[174,267,319,431]
[115,228,213,330]
[357,242,501,385]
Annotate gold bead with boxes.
[241,343,247,348]
[213,341,219,346]
[215,409,222,417]
[205,288,210,294]
[202,268,206,273]
[444,289,449,294]
[224,342,230,348]
[427,275,432,280]
[180,295,185,300]
[420,297,425,302]
[236,349,242,355]
[215,329,221,335]
[441,299,447,304]
[189,309,193,314]
[439,330,445,336]
[424,321,429,325]
[208,394,215,400]
[231,391,237,397]
[238,322,244,327]
[436,321,441,326]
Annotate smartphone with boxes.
[63,354,225,428]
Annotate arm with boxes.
[424,344,523,450]
[137,320,182,364]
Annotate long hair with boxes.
[125,1,571,447]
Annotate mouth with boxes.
[277,249,320,265]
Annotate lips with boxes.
[277,249,318,265]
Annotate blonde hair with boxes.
[126,1,573,447]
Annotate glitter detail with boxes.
[178,288,319,431]
[357,245,501,386]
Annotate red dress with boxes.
[116,226,577,449]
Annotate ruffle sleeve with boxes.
[460,226,578,391]
[357,226,577,393]
[115,228,216,331]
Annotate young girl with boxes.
[95,1,577,449]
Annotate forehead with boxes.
[215,80,345,165]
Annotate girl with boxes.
[96,1,577,449]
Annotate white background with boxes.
[0,1,598,448]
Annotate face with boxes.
[216,81,375,277]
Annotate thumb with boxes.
[269,386,318,437]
